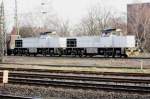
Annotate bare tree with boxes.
[74,4,126,36]
[18,0,59,37]
[85,6,113,36]
[18,26,44,38]
[110,16,127,34]
[127,3,150,51]
[58,20,70,36]
[44,16,71,36]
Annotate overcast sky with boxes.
[1,0,150,31]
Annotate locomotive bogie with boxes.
[8,47,127,58]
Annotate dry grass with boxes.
[4,56,150,68]
[0,64,150,73]
[0,56,150,73]
[0,63,150,73]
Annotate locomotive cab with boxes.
[7,35,21,55]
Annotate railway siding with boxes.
[0,71,150,93]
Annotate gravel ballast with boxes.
[0,84,150,99]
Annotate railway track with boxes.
[0,72,150,93]
[0,66,150,76]
[0,62,143,69]
[8,72,150,83]
[0,94,33,99]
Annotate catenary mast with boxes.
[15,0,19,35]
[0,0,6,62]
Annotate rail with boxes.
[0,71,150,93]
[0,67,150,76]
[0,94,33,99]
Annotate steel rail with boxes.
[0,67,150,76]
[8,77,150,93]
[8,72,150,84]
[0,94,33,99]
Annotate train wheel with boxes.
[112,52,116,58]
[7,50,12,56]
[104,52,109,58]
[13,49,17,56]
[25,51,29,56]
[89,54,94,57]
[57,52,61,57]
[79,54,82,57]
[58,53,62,57]
[78,50,84,57]
[123,54,128,58]
[34,53,37,56]
[26,53,29,56]
[49,50,54,56]
[42,50,46,56]
[19,50,22,56]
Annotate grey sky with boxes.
[1,0,150,32]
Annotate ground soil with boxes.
[4,56,150,68]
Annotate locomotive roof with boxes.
[101,28,116,33]
[40,31,52,35]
